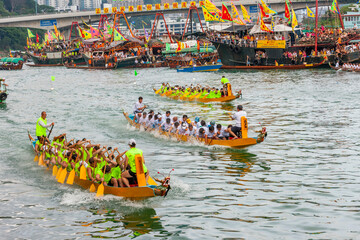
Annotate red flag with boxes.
[36,33,39,43]
[221,4,233,21]
[285,0,290,19]
[197,40,200,51]
[259,4,269,18]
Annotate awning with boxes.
[162,47,214,54]
[0,57,24,63]
[250,24,297,34]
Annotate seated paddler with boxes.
[121,139,149,187]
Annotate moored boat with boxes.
[0,57,24,70]
[221,60,326,70]
[176,63,222,72]
[27,133,170,199]
[123,112,267,148]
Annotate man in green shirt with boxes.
[121,139,148,187]
[221,76,232,96]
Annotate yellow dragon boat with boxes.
[27,132,170,199]
[153,84,241,103]
[123,112,267,148]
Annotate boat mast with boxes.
[315,0,318,54]
[336,2,345,29]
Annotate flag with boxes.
[259,4,269,18]
[330,0,339,14]
[51,76,55,81]
[176,40,182,52]
[275,60,278,66]
[231,2,245,25]
[47,31,53,41]
[106,24,113,35]
[144,26,150,42]
[205,0,221,15]
[51,31,57,40]
[260,17,273,33]
[44,32,48,42]
[27,29,35,38]
[271,16,275,31]
[82,30,92,39]
[240,5,251,23]
[197,40,200,51]
[36,33,39,43]
[134,70,138,76]
[90,26,100,37]
[9,49,13,57]
[260,0,277,15]
[291,9,298,30]
[202,6,217,21]
[53,24,59,37]
[285,0,291,20]
[113,28,127,41]
[306,5,315,18]
[222,3,233,21]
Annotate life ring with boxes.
[0,92,7,101]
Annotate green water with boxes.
[0,66,359,239]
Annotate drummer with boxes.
[133,96,147,114]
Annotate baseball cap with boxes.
[128,139,136,145]
[210,120,215,126]
[195,117,200,122]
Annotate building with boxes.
[37,0,101,11]
[111,0,144,8]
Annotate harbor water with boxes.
[0,66,359,239]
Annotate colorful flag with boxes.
[36,33,39,43]
[144,26,150,42]
[205,0,221,15]
[231,2,245,25]
[285,0,291,20]
[44,32,48,42]
[51,76,55,81]
[271,16,275,31]
[260,0,277,15]
[53,24,59,37]
[221,3,233,21]
[51,31,57,40]
[113,28,127,41]
[90,26,100,37]
[291,9,298,30]
[47,31,53,41]
[106,24,113,35]
[260,17,273,33]
[330,0,339,14]
[259,4,269,18]
[9,49,13,57]
[240,5,251,23]
[27,29,35,38]
[176,40,182,52]
[202,6,217,21]
[306,5,315,18]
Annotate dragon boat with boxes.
[27,133,170,199]
[153,84,241,103]
[123,112,267,148]
[176,64,222,72]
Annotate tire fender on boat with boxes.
[0,92,7,101]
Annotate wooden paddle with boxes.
[34,155,39,162]
[52,165,58,176]
[66,153,81,185]
[58,167,67,184]
[96,162,107,197]
[38,152,44,166]
[80,165,87,180]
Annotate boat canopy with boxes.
[162,47,214,54]
[250,24,298,35]
[0,57,24,63]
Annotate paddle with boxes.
[47,124,54,139]
[58,167,67,184]
[96,162,107,197]
[52,165,58,176]
[38,152,44,166]
[80,165,87,180]
[66,153,81,185]
[55,166,62,179]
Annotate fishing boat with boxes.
[176,63,222,72]
[153,87,241,103]
[27,133,170,199]
[0,57,24,70]
[221,60,326,70]
[123,112,267,148]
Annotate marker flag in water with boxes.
[134,70,138,76]
[51,76,55,81]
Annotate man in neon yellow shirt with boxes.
[221,76,231,96]
[36,111,54,140]
[121,139,148,187]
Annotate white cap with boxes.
[128,139,136,146]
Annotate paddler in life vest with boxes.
[36,111,54,141]
[121,139,149,188]
[133,96,147,114]
[221,76,232,96]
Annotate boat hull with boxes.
[177,64,222,72]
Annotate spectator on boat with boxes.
[231,105,247,138]
[121,139,149,187]
[133,97,147,114]
[36,111,54,141]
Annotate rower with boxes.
[36,111,54,141]
[220,76,232,96]
[133,97,147,114]
[121,139,149,188]
[231,105,247,138]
